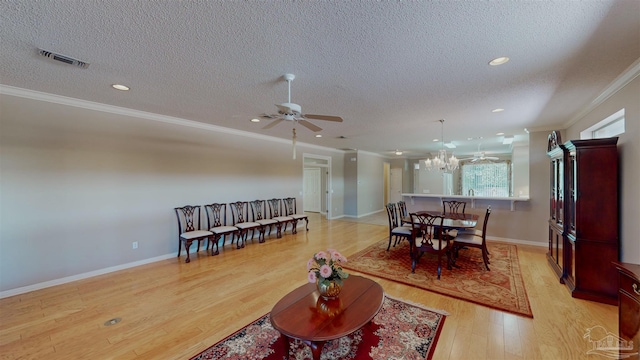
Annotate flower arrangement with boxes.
[307,249,349,286]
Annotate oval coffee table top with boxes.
[270,275,384,342]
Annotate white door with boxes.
[390,168,403,203]
[303,168,321,212]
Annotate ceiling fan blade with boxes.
[262,118,284,129]
[303,114,343,122]
[298,120,323,132]
[261,113,278,119]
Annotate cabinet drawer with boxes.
[621,272,640,303]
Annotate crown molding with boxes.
[563,57,640,129]
[0,85,344,154]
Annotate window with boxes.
[580,109,625,139]
[461,162,510,197]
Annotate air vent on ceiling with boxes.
[38,49,90,69]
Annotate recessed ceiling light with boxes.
[489,57,509,66]
[111,84,130,91]
[315,134,322,138]
[492,108,504,113]
[496,132,504,136]
[250,118,260,123]
[395,150,403,155]
[432,138,439,142]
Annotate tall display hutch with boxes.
[547,132,619,305]
[546,131,566,281]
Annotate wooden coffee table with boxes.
[270,275,384,360]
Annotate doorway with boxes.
[302,153,332,219]
[303,168,321,212]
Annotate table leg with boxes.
[309,340,325,360]
[282,334,290,357]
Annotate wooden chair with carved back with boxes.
[174,205,213,263]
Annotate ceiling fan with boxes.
[261,73,343,132]
[259,74,343,159]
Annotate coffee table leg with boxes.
[309,341,325,360]
[282,334,290,357]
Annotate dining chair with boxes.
[453,206,491,270]
[283,197,308,233]
[249,199,279,242]
[204,203,238,255]
[385,203,413,251]
[229,201,261,249]
[442,200,466,215]
[410,211,450,279]
[397,200,411,226]
[441,200,467,238]
[174,205,213,263]
[266,198,294,237]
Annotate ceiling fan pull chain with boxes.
[292,127,297,160]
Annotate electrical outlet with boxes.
[132,241,138,249]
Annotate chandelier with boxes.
[425,119,459,172]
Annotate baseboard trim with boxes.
[0,253,176,299]
[342,209,385,219]
[487,236,547,248]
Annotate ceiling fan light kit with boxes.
[259,74,344,159]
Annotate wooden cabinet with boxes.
[614,262,640,360]
[546,131,566,281]
[546,133,619,304]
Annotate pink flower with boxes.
[315,251,328,261]
[319,265,333,278]
[307,271,317,283]
[307,258,315,270]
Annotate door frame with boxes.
[302,153,332,219]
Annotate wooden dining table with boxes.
[402,211,480,270]
[402,211,479,230]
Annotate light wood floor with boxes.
[0,213,617,359]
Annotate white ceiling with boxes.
[1,1,639,158]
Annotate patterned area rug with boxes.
[342,239,533,318]
[190,295,446,360]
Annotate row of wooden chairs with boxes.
[174,198,308,263]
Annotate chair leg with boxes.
[183,239,193,263]
[304,218,309,231]
[386,234,393,251]
[211,235,221,256]
[291,219,299,234]
[482,248,490,270]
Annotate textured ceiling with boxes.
[1,1,639,158]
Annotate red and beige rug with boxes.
[342,239,533,318]
[190,295,446,360]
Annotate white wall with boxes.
[0,93,345,293]
[565,75,640,264]
[356,151,385,216]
